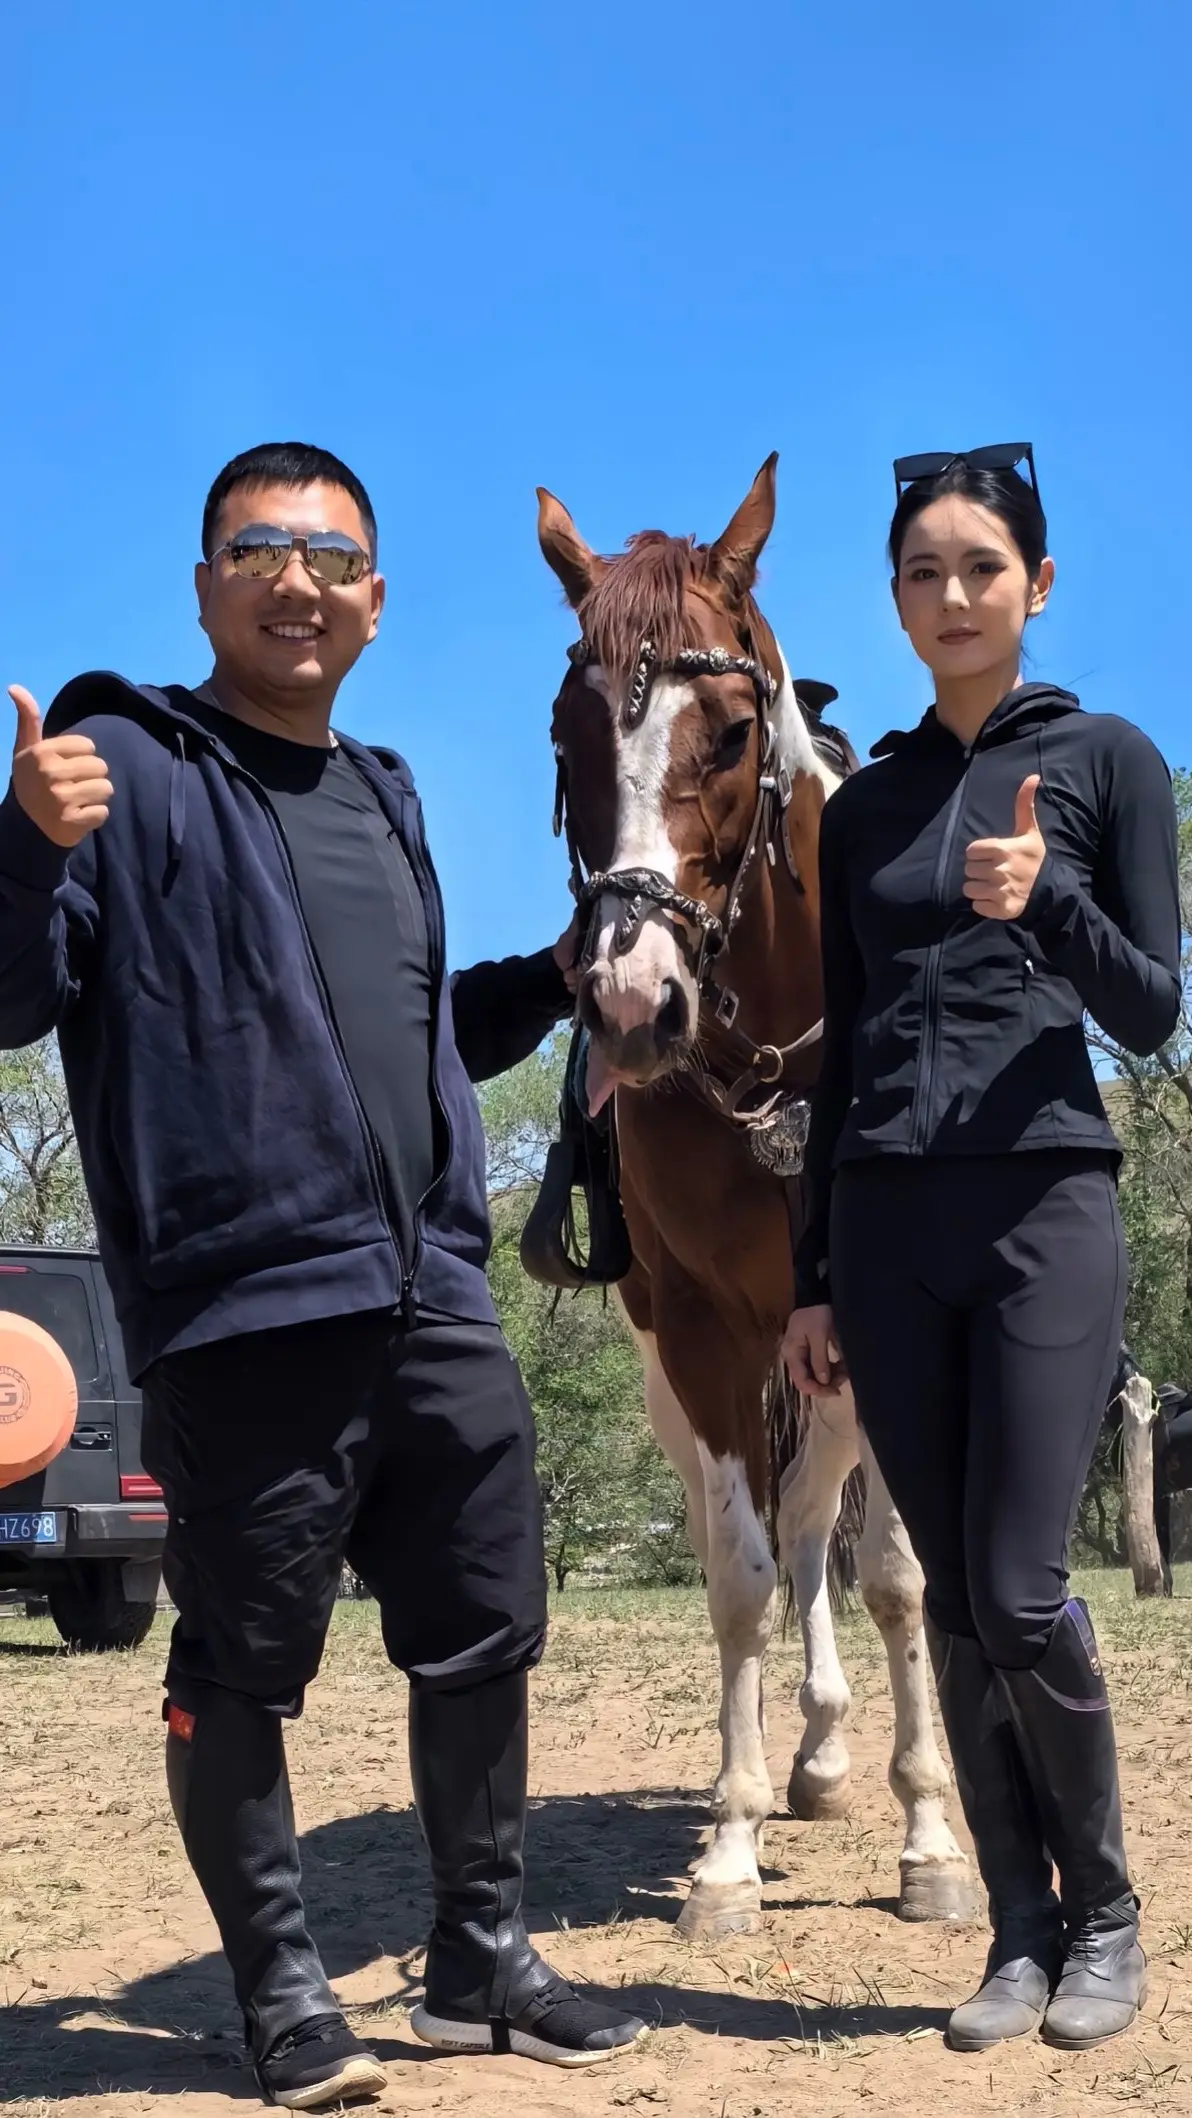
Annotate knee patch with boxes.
[971,1599,1056,1672]
[923,1582,979,1644]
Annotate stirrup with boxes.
[520,1025,633,1290]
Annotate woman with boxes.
[783,446,1182,2056]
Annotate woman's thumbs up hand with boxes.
[964,775,1045,920]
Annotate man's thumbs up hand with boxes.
[8,685,114,849]
[964,774,1046,921]
[11,685,45,756]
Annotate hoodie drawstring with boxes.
[167,732,187,871]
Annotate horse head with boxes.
[538,456,841,1114]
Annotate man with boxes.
[0,444,644,2109]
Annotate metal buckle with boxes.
[715,986,740,1028]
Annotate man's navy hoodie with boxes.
[0,675,571,1379]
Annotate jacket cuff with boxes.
[519,946,574,1018]
[0,785,71,892]
[794,1240,832,1312]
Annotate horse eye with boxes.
[709,718,753,771]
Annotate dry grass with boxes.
[1,1571,1190,2116]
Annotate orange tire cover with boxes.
[0,1310,79,1489]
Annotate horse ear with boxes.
[537,489,606,609]
[707,453,778,603]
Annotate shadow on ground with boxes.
[3,1794,948,2103]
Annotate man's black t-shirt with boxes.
[187,689,436,1264]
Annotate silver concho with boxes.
[748,1096,811,1177]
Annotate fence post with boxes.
[1120,1372,1165,1598]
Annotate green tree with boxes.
[0,1041,94,1247]
[476,1034,697,1590]
[1067,768,1192,1564]
[1091,767,1192,1391]
[479,1034,569,1195]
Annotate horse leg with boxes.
[680,1430,778,1939]
[1155,1475,1174,1597]
[775,1391,857,1822]
[854,1435,975,1923]
[632,1323,775,1939]
[627,1319,710,1571]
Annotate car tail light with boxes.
[121,1474,164,1500]
[0,1264,29,1273]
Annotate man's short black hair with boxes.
[202,442,378,562]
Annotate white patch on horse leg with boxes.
[686,1440,776,1913]
[623,1317,708,1570]
[621,1316,773,1938]
[775,1390,858,1821]
[854,1435,974,1923]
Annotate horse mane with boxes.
[577,532,708,676]
[575,528,859,781]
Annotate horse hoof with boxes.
[897,1862,977,1924]
[675,1883,764,1941]
[787,1760,853,1822]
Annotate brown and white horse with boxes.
[536,457,973,1939]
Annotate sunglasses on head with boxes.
[209,522,372,587]
[893,443,1040,504]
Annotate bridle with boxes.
[552,633,825,1155]
[556,637,795,994]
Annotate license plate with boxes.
[0,1510,63,1548]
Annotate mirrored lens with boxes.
[226,524,293,578]
[305,533,368,587]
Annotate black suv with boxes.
[0,1246,164,1650]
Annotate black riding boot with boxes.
[928,1625,1063,2050]
[165,1691,386,2109]
[998,1600,1146,2051]
[407,1669,645,2068]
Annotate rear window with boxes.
[0,1269,105,1393]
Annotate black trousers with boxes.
[830,1153,1126,1669]
[141,1310,548,1716]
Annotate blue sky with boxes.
[2,3,1185,969]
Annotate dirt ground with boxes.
[2,1571,1191,2118]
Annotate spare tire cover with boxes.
[0,1310,79,1489]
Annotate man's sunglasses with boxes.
[209,522,372,587]
[893,443,1040,504]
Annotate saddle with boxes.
[519,1021,634,1290]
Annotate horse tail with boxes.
[766,1362,865,1626]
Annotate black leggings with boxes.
[830,1153,1126,1670]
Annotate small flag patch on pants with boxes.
[167,1703,195,1742]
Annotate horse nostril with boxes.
[657,978,689,1046]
